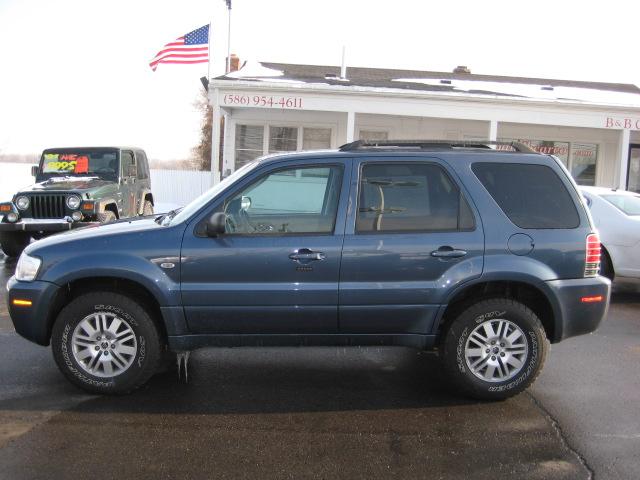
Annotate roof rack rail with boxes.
[339,139,537,154]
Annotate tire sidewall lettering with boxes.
[488,330,539,392]
[61,323,115,388]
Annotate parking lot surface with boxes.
[0,253,638,479]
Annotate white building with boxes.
[208,61,640,192]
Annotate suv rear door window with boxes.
[472,163,579,229]
[356,163,474,233]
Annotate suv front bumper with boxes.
[547,276,611,342]
[6,276,62,346]
[0,218,98,233]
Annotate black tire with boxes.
[143,200,154,216]
[51,291,163,395]
[97,210,117,224]
[441,298,548,401]
[600,247,614,281]
[0,232,31,257]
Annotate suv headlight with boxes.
[16,196,30,210]
[66,195,81,210]
[15,253,42,282]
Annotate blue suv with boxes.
[6,140,611,399]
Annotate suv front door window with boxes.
[180,162,349,335]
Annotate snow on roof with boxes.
[225,61,284,79]
[392,78,640,107]
[215,62,640,108]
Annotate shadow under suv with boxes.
[6,140,611,400]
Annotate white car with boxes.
[580,186,640,280]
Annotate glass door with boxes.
[628,145,640,193]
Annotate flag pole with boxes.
[225,0,232,73]
[207,22,212,82]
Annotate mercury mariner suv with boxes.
[6,140,611,400]
[0,147,154,257]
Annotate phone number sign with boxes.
[222,93,304,109]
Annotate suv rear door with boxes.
[339,157,484,334]
[180,158,351,334]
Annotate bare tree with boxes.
[192,88,212,171]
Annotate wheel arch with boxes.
[46,276,169,346]
[97,198,119,219]
[600,244,615,280]
[436,277,559,343]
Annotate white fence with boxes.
[150,169,213,208]
[0,163,213,208]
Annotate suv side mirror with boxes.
[31,165,38,177]
[206,212,227,237]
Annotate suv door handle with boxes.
[289,248,326,262]
[431,246,468,258]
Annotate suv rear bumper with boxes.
[0,219,98,233]
[546,276,611,342]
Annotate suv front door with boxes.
[339,158,484,335]
[180,159,350,334]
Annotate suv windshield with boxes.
[167,160,260,226]
[39,149,119,178]
[601,194,640,216]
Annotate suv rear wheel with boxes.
[441,298,548,401]
[0,232,31,257]
[51,292,162,394]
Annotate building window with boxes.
[359,130,388,142]
[499,138,569,165]
[628,146,640,193]
[303,128,331,150]
[500,137,597,185]
[235,125,264,168]
[570,143,597,186]
[269,126,298,153]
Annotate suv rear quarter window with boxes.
[472,162,579,229]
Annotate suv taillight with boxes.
[585,233,601,278]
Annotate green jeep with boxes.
[0,147,154,257]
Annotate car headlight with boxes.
[16,196,30,210]
[15,253,42,282]
[66,195,81,210]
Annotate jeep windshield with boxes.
[37,148,119,180]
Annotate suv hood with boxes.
[21,176,114,194]
[26,217,164,252]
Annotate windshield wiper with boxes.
[155,208,183,225]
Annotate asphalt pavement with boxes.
[0,252,638,479]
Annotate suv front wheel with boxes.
[441,298,548,401]
[51,292,162,394]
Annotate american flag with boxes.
[149,25,209,72]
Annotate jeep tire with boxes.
[143,200,154,216]
[97,210,117,224]
[51,292,162,395]
[441,298,548,401]
[0,232,31,258]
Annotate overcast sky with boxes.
[1,0,638,160]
